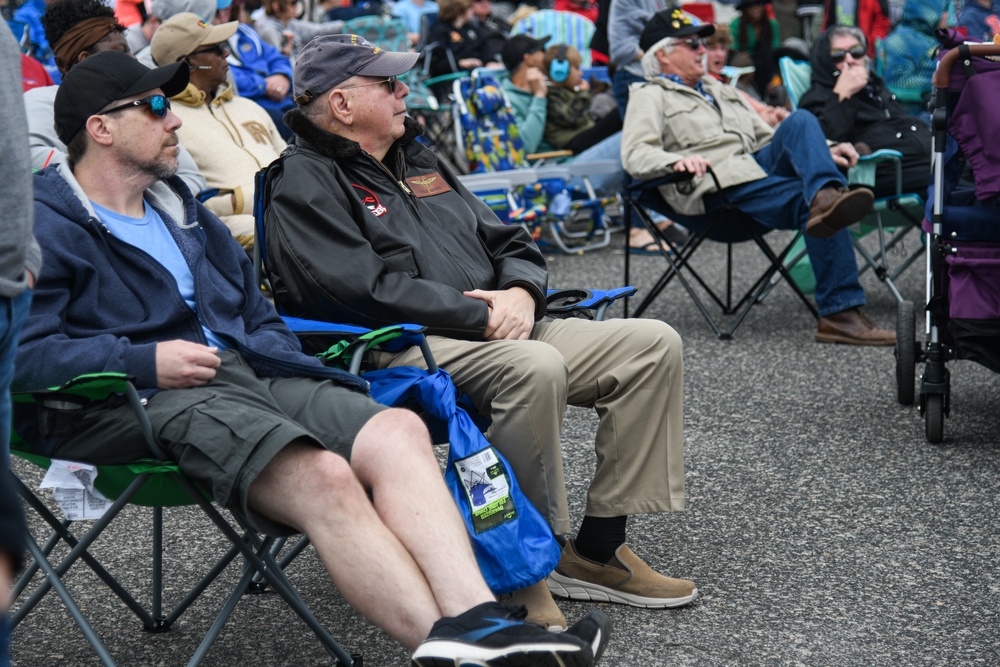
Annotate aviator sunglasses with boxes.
[830,45,866,63]
[339,75,398,94]
[101,94,172,118]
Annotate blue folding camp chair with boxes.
[450,72,622,253]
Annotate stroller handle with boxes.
[934,43,1000,89]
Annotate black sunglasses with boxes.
[830,45,866,63]
[340,75,398,94]
[101,94,172,118]
[675,37,706,51]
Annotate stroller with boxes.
[895,40,1000,443]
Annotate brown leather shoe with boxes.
[806,186,874,238]
[498,580,567,632]
[546,539,698,608]
[816,307,896,346]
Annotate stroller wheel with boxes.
[925,393,945,444]
[895,301,916,405]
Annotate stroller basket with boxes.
[942,243,1000,373]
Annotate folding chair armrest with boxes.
[546,287,637,320]
[626,171,695,192]
[850,149,903,192]
[282,316,435,374]
[12,372,134,404]
[527,150,574,162]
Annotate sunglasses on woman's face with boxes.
[101,94,172,118]
[830,45,866,63]
[339,75,398,94]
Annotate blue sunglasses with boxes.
[101,94,172,118]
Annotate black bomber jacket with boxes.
[263,111,548,340]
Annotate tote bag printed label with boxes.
[453,446,518,533]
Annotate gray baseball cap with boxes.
[293,34,419,106]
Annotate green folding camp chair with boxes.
[10,374,361,667]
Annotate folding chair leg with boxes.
[20,531,117,667]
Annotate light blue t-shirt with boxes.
[91,199,229,351]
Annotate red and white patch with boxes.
[352,184,387,217]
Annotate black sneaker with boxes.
[566,611,612,664]
[411,602,607,667]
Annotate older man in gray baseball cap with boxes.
[292,33,419,107]
[264,31,697,634]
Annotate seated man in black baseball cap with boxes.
[621,7,896,346]
[19,49,611,667]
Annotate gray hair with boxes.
[641,36,676,79]
[828,25,867,52]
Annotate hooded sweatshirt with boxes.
[170,80,286,248]
[799,28,932,198]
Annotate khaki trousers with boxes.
[378,317,685,536]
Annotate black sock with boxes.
[573,515,627,564]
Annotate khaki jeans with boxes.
[379,317,685,535]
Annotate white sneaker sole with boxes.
[546,571,699,609]
[411,640,587,667]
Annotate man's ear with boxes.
[75,50,93,66]
[84,114,115,148]
[327,89,353,126]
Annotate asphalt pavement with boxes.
[10,229,1000,666]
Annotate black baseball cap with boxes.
[293,34,419,106]
[639,7,715,52]
[54,50,189,145]
[501,33,551,72]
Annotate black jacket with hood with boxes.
[799,28,932,199]
[263,112,548,341]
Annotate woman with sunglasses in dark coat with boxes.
[799,25,931,199]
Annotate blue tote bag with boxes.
[365,365,562,595]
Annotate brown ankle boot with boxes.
[806,187,874,238]
[816,307,896,346]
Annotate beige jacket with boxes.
[620,76,775,216]
[171,82,286,248]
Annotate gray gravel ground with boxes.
[10,229,1000,666]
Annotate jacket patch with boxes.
[352,184,388,217]
[405,172,453,197]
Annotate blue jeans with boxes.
[1,289,31,465]
[1,288,31,667]
[568,131,624,195]
[645,111,867,317]
[613,69,646,120]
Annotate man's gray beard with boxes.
[123,154,179,182]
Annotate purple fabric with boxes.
[948,68,1000,201]
[945,242,1000,319]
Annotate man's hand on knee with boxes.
[155,340,221,389]
[464,287,535,341]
